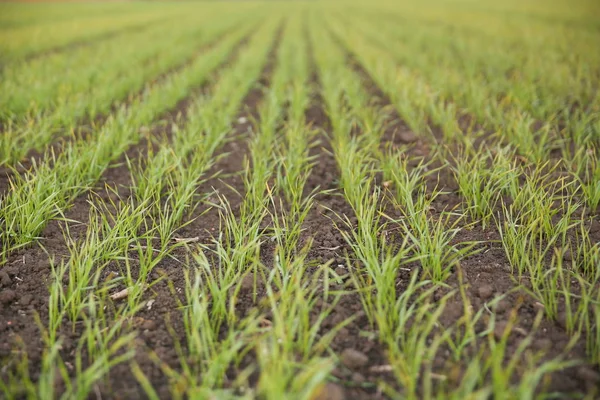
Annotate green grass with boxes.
[0,0,599,399]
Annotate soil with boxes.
[1,26,599,400]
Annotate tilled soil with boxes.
[1,29,600,400]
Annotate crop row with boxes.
[1,2,599,398]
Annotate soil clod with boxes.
[0,271,11,287]
[477,284,494,300]
[0,290,16,305]
[312,382,346,400]
[340,348,370,369]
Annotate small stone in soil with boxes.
[578,366,600,383]
[36,260,51,271]
[0,289,16,304]
[19,294,33,306]
[351,372,365,383]
[337,327,349,337]
[141,320,157,330]
[563,248,573,261]
[556,312,568,330]
[143,329,154,338]
[477,284,494,300]
[241,274,254,290]
[494,321,509,340]
[312,382,345,400]
[330,368,346,379]
[330,312,346,326]
[494,299,510,313]
[534,338,552,350]
[340,348,369,369]
[0,271,11,287]
[397,130,418,143]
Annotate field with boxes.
[0,0,599,398]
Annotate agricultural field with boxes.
[0,0,599,398]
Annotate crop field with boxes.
[0,0,599,398]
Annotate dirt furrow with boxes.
[167,23,282,318]
[289,31,399,399]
